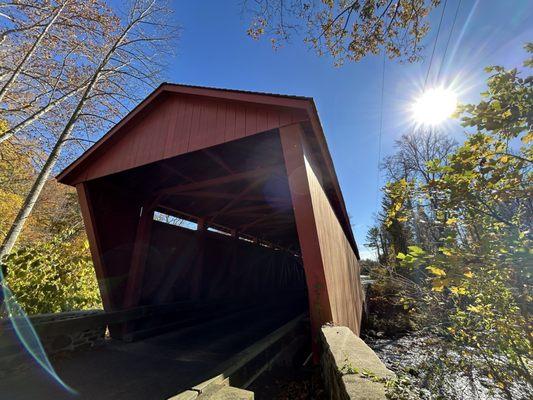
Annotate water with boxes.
[367,333,531,400]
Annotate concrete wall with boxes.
[320,326,394,400]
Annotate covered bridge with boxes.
[57,84,364,352]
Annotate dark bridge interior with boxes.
[84,130,309,321]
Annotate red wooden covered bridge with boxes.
[57,83,364,355]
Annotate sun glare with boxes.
[412,87,458,126]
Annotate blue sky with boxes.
[164,0,532,259]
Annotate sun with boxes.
[412,87,458,126]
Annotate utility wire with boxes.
[436,0,463,83]
[375,51,386,212]
[424,0,449,89]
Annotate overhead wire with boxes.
[375,50,386,213]
[374,0,458,211]
[424,0,449,89]
[436,0,463,83]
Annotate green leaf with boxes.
[407,245,423,254]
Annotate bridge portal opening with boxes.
[75,130,308,342]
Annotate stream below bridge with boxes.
[367,333,531,400]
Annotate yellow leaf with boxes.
[464,271,474,278]
[467,305,482,313]
[522,132,533,144]
[432,284,444,292]
[501,109,512,118]
[449,286,467,295]
[426,265,446,276]
[439,247,453,256]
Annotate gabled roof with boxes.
[57,83,359,257]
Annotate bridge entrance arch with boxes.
[57,84,363,355]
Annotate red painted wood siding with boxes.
[74,94,308,183]
[304,153,363,335]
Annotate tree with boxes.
[0,0,117,144]
[0,0,177,258]
[387,45,532,398]
[2,229,101,314]
[244,0,442,65]
[381,131,457,252]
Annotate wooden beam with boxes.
[157,166,281,196]
[279,123,333,360]
[123,204,155,309]
[164,190,289,204]
[209,179,265,223]
[204,149,234,174]
[160,162,195,183]
[157,205,299,258]
[239,210,288,233]
[190,218,207,299]
[76,183,113,310]
[206,204,275,217]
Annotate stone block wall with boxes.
[320,325,395,400]
[0,310,106,377]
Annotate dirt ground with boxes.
[249,364,327,400]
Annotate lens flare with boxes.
[1,271,75,394]
[412,87,458,125]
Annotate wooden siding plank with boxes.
[244,106,257,137]
[267,110,280,130]
[203,100,220,148]
[187,99,202,151]
[235,104,246,139]
[181,99,195,154]
[224,103,236,141]
[150,98,170,162]
[162,97,181,159]
[215,102,227,143]
[256,108,268,133]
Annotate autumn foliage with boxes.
[367,45,532,398]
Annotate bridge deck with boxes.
[2,302,305,400]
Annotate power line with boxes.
[375,51,386,212]
[424,0,449,89]
[437,0,463,83]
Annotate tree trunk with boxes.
[0,128,67,257]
